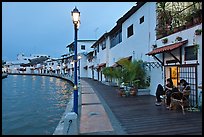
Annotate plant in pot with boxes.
[130,79,140,96]
[193,44,199,55]
[152,44,157,49]
[162,38,168,44]
[102,67,114,84]
[129,59,148,95]
[176,36,182,41]
[195,29,202,35]
[117,59,137,97]
[113,67,126,97]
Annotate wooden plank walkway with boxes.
[82,78,202,135]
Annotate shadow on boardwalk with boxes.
[82,78,202,135]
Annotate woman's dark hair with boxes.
[180,79,189,87]
[156,84,164,94]
[167,78,173,86]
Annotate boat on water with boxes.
[2,73,8,79]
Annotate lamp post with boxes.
[71,6,80,114]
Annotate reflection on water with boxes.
[2,75,73,135]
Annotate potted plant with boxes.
[152,44,157,49]
[102,67,114,84]
[176,36,182,41]
[162,38,168,44]
[193,44,199,55]
[195,29,202,35]
[129,79,140,96]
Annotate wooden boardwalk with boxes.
[82,78,202,135]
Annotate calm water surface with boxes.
[2,75,73,135]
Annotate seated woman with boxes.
[165,78,175,109]
[171,79,191,100]
[155,84,165,106]
[170,79,191,111]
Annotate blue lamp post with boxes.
[71,6,80,114]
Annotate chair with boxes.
[170,91,191,115]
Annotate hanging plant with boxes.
[162,38,168,44]
[176,36,182,41]
[195,29,202,35]
[193,44,199,55]
[152,44,157,49]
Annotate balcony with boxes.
[156,2,202,40]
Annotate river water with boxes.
[2,75,73,135]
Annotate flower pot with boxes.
[162,38,168,44]
[176,37,182,41]
[195,29,202,35]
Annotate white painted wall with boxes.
[77,41,96,54]
[109,3,157,65]
[149,67,164,95]
[154,24,202,97]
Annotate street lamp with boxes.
[71,6,80,114]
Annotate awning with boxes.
[98,63,106,68]
[95,63,106,70]
[146,40,188,56]
[116,56,132,65]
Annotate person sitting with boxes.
[155,84,165,106]
[171,79,191,102]
[165,78,175,109]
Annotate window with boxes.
[94,49,97,56]
[110,28,122,48]
[127,24,133,38]
[101,40,106,50]
[140,16,144,24]
[97,44,99,53]
[81,45,85,50]
[184,45,198,61]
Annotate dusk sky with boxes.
[2,2,136,61]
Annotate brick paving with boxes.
[79,80,114,135]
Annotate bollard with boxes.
[63,112,78,135]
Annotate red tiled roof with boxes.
[95,63,106,69]
[98,63,106,68]
[146,40,188,56]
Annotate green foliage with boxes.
[103,59,149,89]
[195,29,202,35]
[102,67,114,82]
